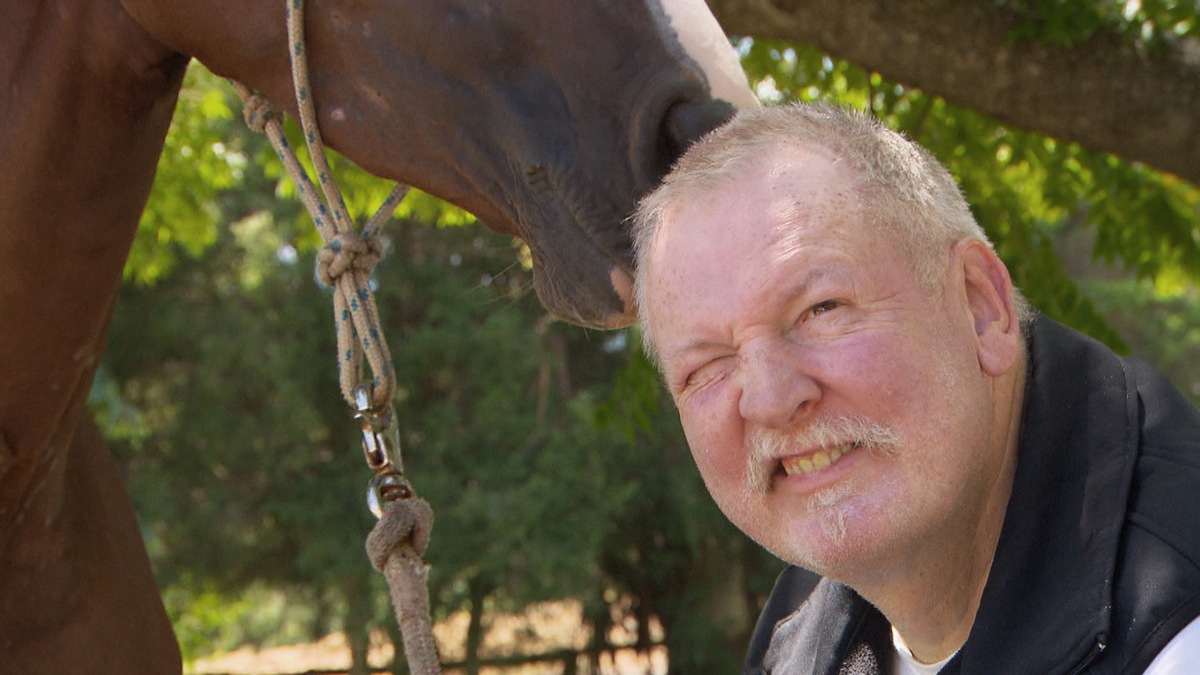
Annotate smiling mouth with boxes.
[780,442,862,476]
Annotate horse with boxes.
[0,0,755,672]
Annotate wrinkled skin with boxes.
[0,0,753,671]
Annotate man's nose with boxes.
[737,340,820,429]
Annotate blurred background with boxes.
[93,4,1200,673]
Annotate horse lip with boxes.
[527,243,637,329]
[509,153,643,328]
[532,279,630,329]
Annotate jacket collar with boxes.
[952,314,1138,671]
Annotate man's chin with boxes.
[746,490,885,576]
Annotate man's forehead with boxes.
[647,179,868,316]
[656,148,862,253]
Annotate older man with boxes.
[633,103,1200,674]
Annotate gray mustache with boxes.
[745,417,902,494]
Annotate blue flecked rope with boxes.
[233,6,406,413]
[230,1,440,673]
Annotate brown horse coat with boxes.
[0,0,752,672]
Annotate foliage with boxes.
[106,194,657,666]
[1080,276,1200,402]
[162,583,321,660]
[127,66,238,285]
[1001,0,1198,47]
[376,223,625,613]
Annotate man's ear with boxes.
[954,240,1022,377]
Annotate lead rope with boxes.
[230,0,440,672]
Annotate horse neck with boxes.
[0,0,187,520]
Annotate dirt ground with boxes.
[189,600,668,675]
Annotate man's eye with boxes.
[811,299,840,316]
[684,367,712,389]
[683,359,728,392]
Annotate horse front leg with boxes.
[1,413,181,675]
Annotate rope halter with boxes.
[230,0,440,671]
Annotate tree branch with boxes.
[708,0,1200,186]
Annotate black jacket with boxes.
[743,315,1200,674]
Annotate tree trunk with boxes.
[584,593,611,675]
[706,0,1200,186]
[345,576,372,675]
[464,575,491,675]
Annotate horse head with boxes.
[123,0,757,328]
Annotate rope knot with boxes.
[317,232,384,285]
[242,93,280,134]
[366,497,434,572]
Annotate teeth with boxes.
[780,443,854,476]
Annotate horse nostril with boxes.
[663,98,737,161]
